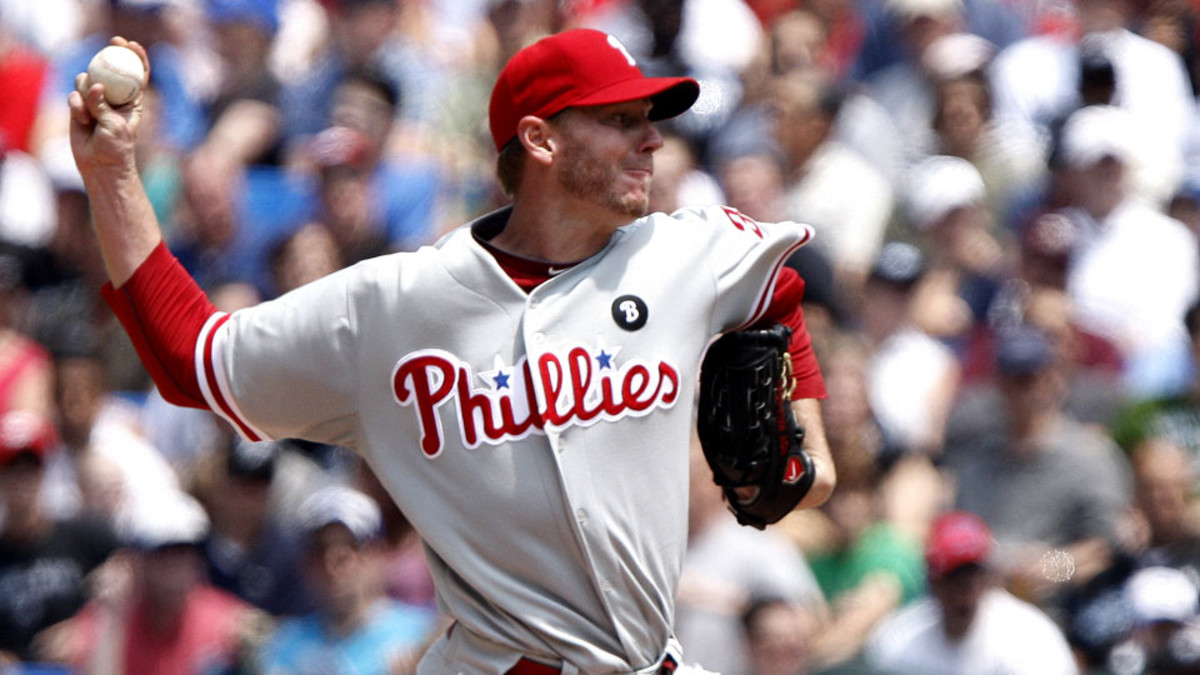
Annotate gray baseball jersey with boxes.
[195,204,813,673]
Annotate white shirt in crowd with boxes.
[866,587,1079,675]
[1065,199,1200,396]
[990,29,1194,204]
[868,327,959,453]
[786,141,895,279]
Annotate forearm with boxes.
[809,573,902,669]
[793,397,836,510]
[81,155,162,288]
[204,99,280,164]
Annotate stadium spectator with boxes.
[947,323,1133,602]
[790,334,930,669]
[194,438,315,617]
[1057,105,1199,398]
[354,462,437,612]
[0,17,49,153]
[0,246,53,417]
[1127,438,1200,575]
[38,323,181,533]
[645,132,723,216]
[174,0,288,299]
[302,125,390,267]
[863,0,969,165]
[927,54,1045,227]
[37,317,181,528]
[851,0,1023,81]
[742,595,819,675]
[859,242,960,457]
[676,437,826,674]
[39,490,262,675]
[771,69,894,298]
[278,0,409,144]
[197,0,285,168]
[865,511,1079,675]
[990,0,1193,204]
[1107,566,1200,675]
[323,69,442,253]
[901,155,1007,343]
[256,485,437,675]
[949,210,1126,424]
[1111,302,1200,471]
[267,221,345,298]
[0,411,120,665]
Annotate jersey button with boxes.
[532,332,546,344]
[576,508,588,525]
[601,580,614,593]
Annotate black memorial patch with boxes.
[611,295,648,331]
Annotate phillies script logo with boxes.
[391,342,680,457]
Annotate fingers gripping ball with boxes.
[86,45,145,107]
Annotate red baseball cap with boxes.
[0,411,56,468]
[488,29,700,152]
[925,511,993,578]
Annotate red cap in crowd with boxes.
[308,126,373,171]
[925,511,993,578]
[488,28,700,152]
[0,410,57,468]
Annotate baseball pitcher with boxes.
[68,29,835,674]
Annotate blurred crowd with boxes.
[2,0,1200,673]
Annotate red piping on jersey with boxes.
[200,314,263,441]
[734,228,813,331]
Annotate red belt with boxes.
[506,655,679,674]
[507,658,561,675]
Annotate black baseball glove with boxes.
[697,324,816,530]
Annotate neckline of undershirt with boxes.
[474,234,583,293]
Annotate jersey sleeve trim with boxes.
[197,313,269,442]
[729,227,814,332]
[100,241,271,442]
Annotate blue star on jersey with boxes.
[596,350,613,369]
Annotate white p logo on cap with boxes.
[607,35,637,66]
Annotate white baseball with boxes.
[86,45,145,107]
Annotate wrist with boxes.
[83,162,148,220]
[81,158,140,187]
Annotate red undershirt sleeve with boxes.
[100,241,219,409]
[753,266,827,400]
